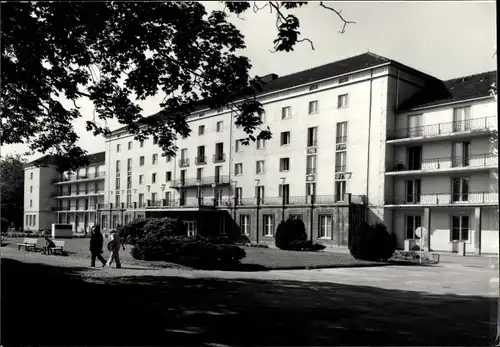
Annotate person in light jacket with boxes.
[89,225,107,267]
[106,229,125,268]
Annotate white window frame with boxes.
[279,157,290,172]
[318,215,332,239]
[198,125,205,135]
[116,144,121,152]
[337,94,349,108]
[263,215,274,237]
[335,151,347,172]
[451,215,470,242]
[256,160,265,174]
[336,122,348,143]
[235,139,243,152]
[280,131,291,146]
[405,215,422,240]
[152,154,158,165]
[281,106,291,120]
[452,177,469,202]
[240,215,250,236]
[256,138,266,149]
[453,106,472,132]
[308,100,319,114]
[235,163,243,176]
[139,156,145,166]
[306,155,316,175]
[306,182,316,196]
[216,121,224,132]
[152,173,157,184]
[307,127,318,147]
[139,174,144,185]
[128,141,132,150]
[335,180,347,202]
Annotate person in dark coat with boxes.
[89,225,107,267]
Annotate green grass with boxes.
[3,236,384,270]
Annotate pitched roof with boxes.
[112,52,438,135]
[25,151,105,169]
[398,70,497,111]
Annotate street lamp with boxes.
[255,179,260,243]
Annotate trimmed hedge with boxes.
[349,222,396,261]
[275,217,325,251]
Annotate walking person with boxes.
[106,229,125,268]
[89,225,107,267]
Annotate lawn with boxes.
[2,236,383,270]
[1,258,495,346]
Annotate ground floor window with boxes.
[101,215,107,229]
[184,221,197,237]
[263,215,274,236]
[318,215,332,239]
[25,215,29,226]
[405,215,422,239]
[240,215,250,235]
[112,215,118,229]
[124,214,129,224]
[451,215,469,241]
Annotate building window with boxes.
[280,131,291,145]
[318,215,332,239]
[30,172,33,180]
[127,158,132,172]
[452,177,469,202]
[337,94,349,108]
[405,215,422,240]
[338,76,349,84]
[256,138,266,149]
[240,215,250,236]
[29,199,32,207]
[140,140,144,148]
[309,84,318,91]
[153,136,158,145]
[279,184,290,203]
[335,151,347,172]
[138,193,144,206]
[139,174,144,185]
[115,194,120,207]
[151,192,157,204]
[33,215,36,226]
[256,160,265,174]
[152,173,157,184]
[235,187,243,203]
[116,144,121,152]
[308,100,319,114]
[263,215,274,236]
[453,106,472,132]
[281,106,291,120]
[336,122,348,143]
[306,155,316,175]
[258,111,266,123]
[166,171,172,182]
[452,142,470,167]
[115,177,120,190]
[196,168,203,181]
[152,154,158,165]
[279,158,290,171]
[235,163,243,175]
[115,160,120,173]
[139,156,145,166]
[235,139,243,152]
[216,121,224,132]
[26,215,29,226]
[306,182,316,196]
[198,125,205,135]
[127,176,132,189]
[451,215,469,241]
[307,127,317,147]
[128,141,132,150]
[126,193,132,206]
[166,154,172,163]
[405,179,421,203]
[255,185,265,202]
[30,186,33,193]
[335,180,346,202]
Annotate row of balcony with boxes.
[170,175,231,188]
[51,190,105,198]
[387,116,495,141]
[53,205,99,212]
[97,194,364,210]
[387,153,498,173]
[179,153,226,167]
[52,172,105,184]
[386,191,498,205]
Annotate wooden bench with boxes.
[49,240,66,255]
[17,238,39,251]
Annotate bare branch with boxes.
[252,1,269,13]
[319,1,355,33]
[297,38,315,50]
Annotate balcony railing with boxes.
[195,156,207,165]
[388,116,496,140]
[213,153,226,163]
[335,165,347,173]
[170,175,230,188]
[52,190,105,197]
[52,172,105,183]
[386,191,498,205]
[389,153,498,172]
[179,158,190,167]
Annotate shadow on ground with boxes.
[1,258,496,346]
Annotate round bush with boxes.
[349,222,396,261]
[275,218,307,250]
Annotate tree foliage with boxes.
[1,1,353,170]
[0,154,26,229]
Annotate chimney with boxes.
[259,73,279,83]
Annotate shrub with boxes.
[275,217,307,250]
[288,240,326,252]
[118,217,187,245]
[349,222,396,261]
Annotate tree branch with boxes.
[319,2,355,34]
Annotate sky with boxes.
[1,1,497,161]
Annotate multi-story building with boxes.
[23,152,105,233]
[99,52,498,253]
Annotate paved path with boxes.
[1,245,497,297]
